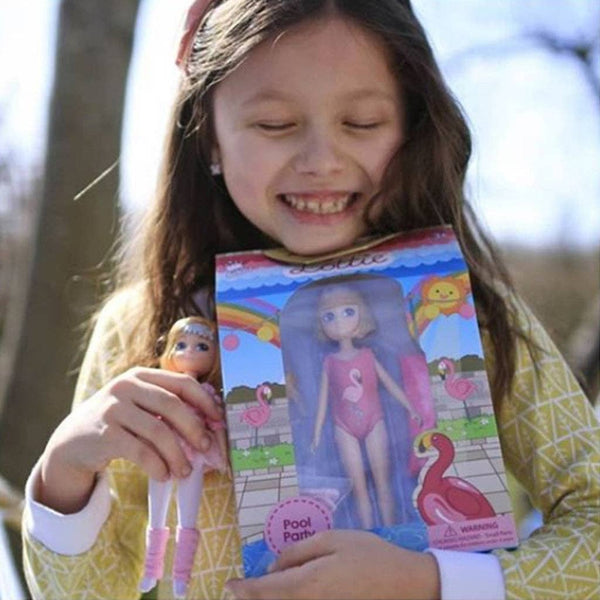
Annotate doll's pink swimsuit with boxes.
[325,347,384,440]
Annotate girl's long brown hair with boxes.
[107,0,529,405]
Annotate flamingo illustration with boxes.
[342,368,363,403]
[415,432,496,525]
[240,384,272,436]
[438,358,478,419]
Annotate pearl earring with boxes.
[210,162,222,176]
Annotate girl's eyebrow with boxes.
[241,90,292,106]
[240,88,397,107]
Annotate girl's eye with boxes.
[196,342,210,352]
[343,307,356,317]
[321,311,335,324]
[255,122,296,132]
[175,341,187,351]
[344,121,383,130]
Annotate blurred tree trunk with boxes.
[0,0,140,489]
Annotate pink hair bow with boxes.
[175,0,213,71]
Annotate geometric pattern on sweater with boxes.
[488,307,600,600]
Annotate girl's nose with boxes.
[293,128,344,177]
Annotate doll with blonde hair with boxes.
[311,284,422,528]
[140,316,229,598]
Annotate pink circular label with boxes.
[264,496,333,554]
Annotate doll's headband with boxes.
[181,322,215,340]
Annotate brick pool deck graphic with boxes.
[227,372,513,546]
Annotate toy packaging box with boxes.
[214,226,518,577]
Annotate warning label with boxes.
[427,515,518,551]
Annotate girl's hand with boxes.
[226,530,440,600]
[38,367,223,513]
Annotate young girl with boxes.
[22,1,599,599]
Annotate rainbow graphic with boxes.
[217,298,281,348]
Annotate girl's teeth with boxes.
[284,194,353,214]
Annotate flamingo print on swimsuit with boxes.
[311,285,423,529]
[438,357,478,420]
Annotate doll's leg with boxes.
[140,478,174,592]
[149,478,174,526]
[365,420,396,526]
[172,463,205,598]
[176,463,205,527]
[334,425,373,528]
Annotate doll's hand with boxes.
[38,367,223,514]
[226,530,440,600]
[309,437,319,453]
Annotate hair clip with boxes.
[175,0,214,73]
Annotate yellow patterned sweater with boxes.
[22,292,600,600]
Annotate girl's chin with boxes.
[277,232,365,257]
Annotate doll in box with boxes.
[139,317,229,598]
[310,285,423,529]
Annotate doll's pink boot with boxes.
[172,527,200,598]
[139,527,170,592]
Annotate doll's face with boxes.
[170,333,216,378]
[319,303,360,342]
[212,14,404,256]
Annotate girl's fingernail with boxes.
[181,464,192,477]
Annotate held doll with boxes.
[311,286,422,529]
[140,317,229,598]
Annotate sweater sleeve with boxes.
[21,290,149,600]
[485,303,600,599]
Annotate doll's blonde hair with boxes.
[159,316,221,388]
[317,285,376,341]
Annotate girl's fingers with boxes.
[111,427,171,482]
[109,374,212,452]
[134,367,224,421]
[111,399,193,479]
[270,531,335,572]
[226,568,305,600]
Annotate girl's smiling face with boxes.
[212,15,405,255]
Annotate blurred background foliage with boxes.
[0,0,598,596]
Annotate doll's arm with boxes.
[373,358,422,424]
[310,367,330,452]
